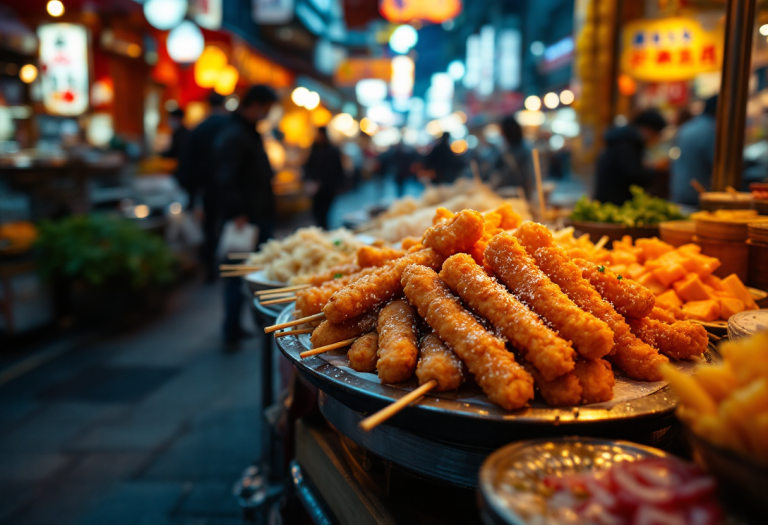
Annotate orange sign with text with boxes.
[620,17,723,82]
[334,58,392,87]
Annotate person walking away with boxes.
[424,133,463,184]
[163,108,190,186]
[492,115,534,198]
[177,92,231,282]
[391,141,418,196]
[214,85,279,347]
[670,96,717,205]
[594,109,667,205]
[304,127,344,229]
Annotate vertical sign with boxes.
[478,25,495,96]
[38,24,89,116]
[463,34,480,88]
[497,29,521,90]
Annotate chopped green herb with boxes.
[333,273,343,279]
[597,265,605,273]
[617,275,623,280]
[333,240,342,246]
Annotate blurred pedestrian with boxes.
[214,85,278,347]
[425,133,463,183]
[177,92,231,282]
[163,108,189,161]
[670,96,717,205]
[304,127,344,229]
[492,115,534,198]
[594,109,667,205]
[391,141,418,196]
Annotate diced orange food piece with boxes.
[682,300,721,322]
[721,274,759,310]
[677,244,702,255]
[627,263,647,280]
[703,274,724,291]
[568,247,591,260]
[636,238,674,260]
[652,263,687,288]
[609,264,627,276]
[719,297,745,320]
[638,272,668,295]
[673,274,711,302]
[656,289,683,309]
[610,250,638,266]
[656,250,688,266]
[683,254,720,277]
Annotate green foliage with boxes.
[36,214,175,289]
[570,186,687,227]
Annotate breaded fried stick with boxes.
[523,362,582,406]
[310,311,377,348]
[575,259,655,319]
[485,232,614,361]
[440,253,575,381]
[323,248,444,324]
[573,358,615,404]
[348,332,378,373]
[376,299,419,384]
[303,263,361,286]
[626,318,708,360]
[416,331,465,392]
[295,266,380,318]
[648,307,677,324]
[423,209,485,256]
[511,223,668,381]
[401,265,534,410]
[357,245,404,268]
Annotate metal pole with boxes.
[712,0,756,191]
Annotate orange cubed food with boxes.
[673,274,711,302]
[644,259,663,272]
[656,289,683,309]
[682,300,721,322]
[610,250,638,266]
[638,272,668,295]
[677,244,702,255]
[719,297,745,320]
[683,253,720,277]
[609,264,628,276]
[652,263,687,288]
[627,263,647,280]
[568,247,591,260]
[703,274,724,291]
[656,250,688,266]
[636,237,675,261]
[721,274,759,310]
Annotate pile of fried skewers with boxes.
[263,205,710,413]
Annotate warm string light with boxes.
[47,0,64,17]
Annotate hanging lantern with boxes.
[167,21,204,64]
[214,65,239,96]
[143,0,187,30]
[194,46,227,87]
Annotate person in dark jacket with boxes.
[304,127,345,229]
[594,109,667,205]
[425,133,463,184]
[177,92,231,282]
[493,115,534,197]
[163,108,189,160]
[670,96,717,205]
[213,85,278,346]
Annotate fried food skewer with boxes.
[423,209,486,256]
[626,317,708,360]
[348,332,379,373]
[310,311,378,348]
[295,266,380,317]
[376,299,420,384]
[439,253,575,381]
[357,245,405,268]
[576,259,655,319]
[401,265,534,410]
[416,331,465,392]
[485,232,614,361]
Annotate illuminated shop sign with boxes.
[38,23,89,116]
[620,17,723,82]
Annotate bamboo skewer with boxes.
[274,328,313,338]
[256,284,311,296]
[258,291,296,299]
[299,338,357,358]
[264,312,325,333]
[690,179,706,194]
[725,186,739,196]
[593,235,609,252]
[221,270,257,277]
[359,380,438,432]
[531,148,546,221]
[228,253,255,259]
[219,264,262,271]
[259,296,297,306]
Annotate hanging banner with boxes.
[620,17,723,82]
[38,23,89,116]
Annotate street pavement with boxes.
[0,283,263,525]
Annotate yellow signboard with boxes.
[334,58,392,87]
[620,17,723,82]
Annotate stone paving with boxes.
[0,283,263,525]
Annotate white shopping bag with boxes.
[217,220,259,259]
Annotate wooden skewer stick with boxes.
[221,270,256,277]
[532,148,546,221]
[264,312,326,333]
[219,264,262,271]
[359,380,438,432]
[259,296,297,306]
[258,292,296,300]
[593,235,609,252]
[274,328,313,338]
[690,179,706,194]
[725,186,739,196]
[228,252,255,259]
[299,338,357,358]
[256,284,311,296]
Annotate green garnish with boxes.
[333,273,343,279]
[569,186,686,227]
[333,240,342,246]
[617,275,623,280]
[598,265,605,273]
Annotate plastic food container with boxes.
[727,309,768,341]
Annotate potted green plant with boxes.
[36,214,176,325]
